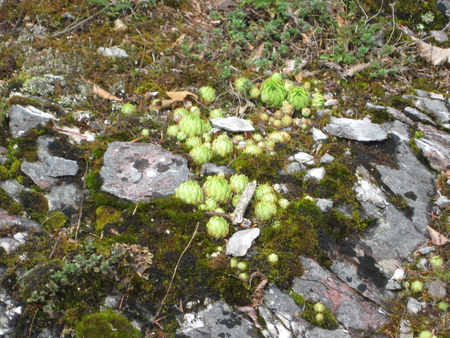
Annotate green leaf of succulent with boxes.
[234,77,252,94]
[206,216,229,239]
[167,125,180,137]
[287,86,310,110]
[202,175,232,203]
[121,103,137,114]
[198,86,216,103]
[190,145,213,165]
[261,73,286,108]
[255,184,275,201]
[229,174,249,193]
[212,135,234,157]
[179,113,205,136]
[254,201,277,220]
[175,180,204,205]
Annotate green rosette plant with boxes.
[260,192,278,203]
[311,90,325,108]
[232,193,242,207]
[190,145,212,165]
[254,201,277,220]
[243,144,262,155]
[248,86,261,99]
[175,180,204,205]
[167,125,179,137]
[179,113,204,136]
[203,175,232,203]
[176,132,187,141]
[173,107,190,121]
[301,107,311,118]
[212,135,234,157]
[229,174,249,193]
[260,72,287,108]
[281,101,294,116]
[204,197,219,211]
[198,86,216,103]
[209,109,225,119]
[287,86,310,110]
[206,216,229,239]
[234,77,252,94]
[255,184,275,201]
[121,102,137,114]
[185,136,202,149]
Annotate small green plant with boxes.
[76,309,140,338]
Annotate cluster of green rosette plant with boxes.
[175,176,290,239]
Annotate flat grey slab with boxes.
[210,117,255,132]
[100,142,189,202]
[9,105,57,138]
[324,118,387,141]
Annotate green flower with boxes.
[175,180,204,205]
[287,86,310,110]
[206,216,229,239]
[212,135,234,157]
[190,145,213,165]
[254,201,277,220]
[203,175,232,203]
[179,113,205,136]
[261,73,287,108]
[229,174,249,193]
[199,86,216,103]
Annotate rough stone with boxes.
[8,105,57,138]
[176,299,260,338]
[415,123,450,171]
[320,153,334,164]
[315,198,333,214]
[293,152,314,164]
[311,127,328,141]
[304,167,325,182]
[324,117,388,141]
[435,195,450,208]
[293,256,388,334]
[97,47,129,58]
[386,107,414,126]
[210,117,255,132]
[403,107,436,125]
[0,147,7,164]
[226,228,260,257]
[0,180,28,203]
[47,183,81,216]
[403,94,450,124]
[43,156,79,177]
[427,280,446,299]
[100,142,189,202]
[21,160,58,189]
[200,163,236,177]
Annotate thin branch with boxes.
[154,222,200,318]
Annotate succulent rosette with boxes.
[167,125,179,137]
[173,107,190,121]
[232,193,242,207]
[206,216,229,239]
[229,174,249,193]
[281,115,293,127]
[212,135,234,157]
[198,86,216,103]
[234,77,253,94]
[283,79,295,92]
[281,101,294,116]
[311,90,325,108]
[243,144,262,155]
[255,184,275,201]
[175,180,204,205]
[185,136,202,149]
[176,132,187,141]
[190,106,201,116]
[204,197,219,211]
[179,113,204,136]
[190,145,212,165]
[248,86,261,99]
[301,107,311,118]
[203,175,232,203]
[278,198,290,209]
[287,86,310,110]
[121,102,137,114]
[260,72,287,108]
[209,109,225,119]
[254,201,277,220]
[260,192,278,203]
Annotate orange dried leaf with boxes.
[427,225,449,246]
[166,91,198,101]
[301,33,310,44]
[414,38,450,66]
[294,73,303,83]
[91,83,123,102]
[342,62,371,77]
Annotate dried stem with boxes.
[231,180,257,225]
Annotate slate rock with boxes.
[304,167,325,182]
[320,153,334,164]
[386,107,414,126]
[435,195,450,208]
[43,156,79,177]
[403,94,450,124]
[324,118,388,141]
[210,117,255,132]
[226,228,260,257]
[100,142,189,202]
[315,198,333,214]
[21,161,58,189]
[8,105,57,138]
[0,180,28,204]
[427,280,446,299]
[311,127,328,141]
[0,147,7,164]
[293,152,314,164]
[414,123,450,171]
[200,163,236,177]
[176,299,260,338]
[47,183,81,217]
[293,256,388,333]
[97,47,129,58]
[403,107,436,125]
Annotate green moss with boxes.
[231,152,283,182]
[0,188,22,215]
[19,190,48,223]
[388,95,411,110]
[95,206,122,231]
[0,165,10,180]
[9,160,22,176]
[41,211,68,230]
[75,309,140,338]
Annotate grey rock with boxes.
[304,167,325,182]
[293,256,388,333]
[403,94,450,124]
[97,47,129,58]
[320,153,334,164]
[414,89,430,98]
[21,160,58,189]
[418,247,435,255]
[201,163,236,177]
[210,117,255,132]
[0,146,7,164]
[354,166,389,208]
[0,180,28,203]
[43,156,79,177]
[403,107,436,125]
[437,0,450,16]
[226,228,260,257]
[311,127,328,141]
[47,184,81,214]
[315,109,332,118]
[9,105,57,138]
[282,161,304,174]
[406,298,426,314]
[428,280,447,299]
[100,142,189,202]
[324,118,388,141]
[0,207,40,231]
[176,299,260,338]
[366,102,387,110]
[37,136,58,160]
[315,198,333,214]
[435,195,450,208]
[293,152,314,164]
[386,107,414,126]
[414,123,450,171]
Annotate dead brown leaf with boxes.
[216,0,238,12]
[294,73,303,83]
[301,33,310,45]
[414,38,450,66]
[166,91,198,101]
[427,225,449,246]
[251,43,265,61]
[81,76,123,102]
[342,62,371,77]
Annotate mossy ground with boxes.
[0,0,450,336]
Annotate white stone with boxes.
[293,152,314,164]
[304,167,325,182]
[226,228,260,257]
[312,128,328,141]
